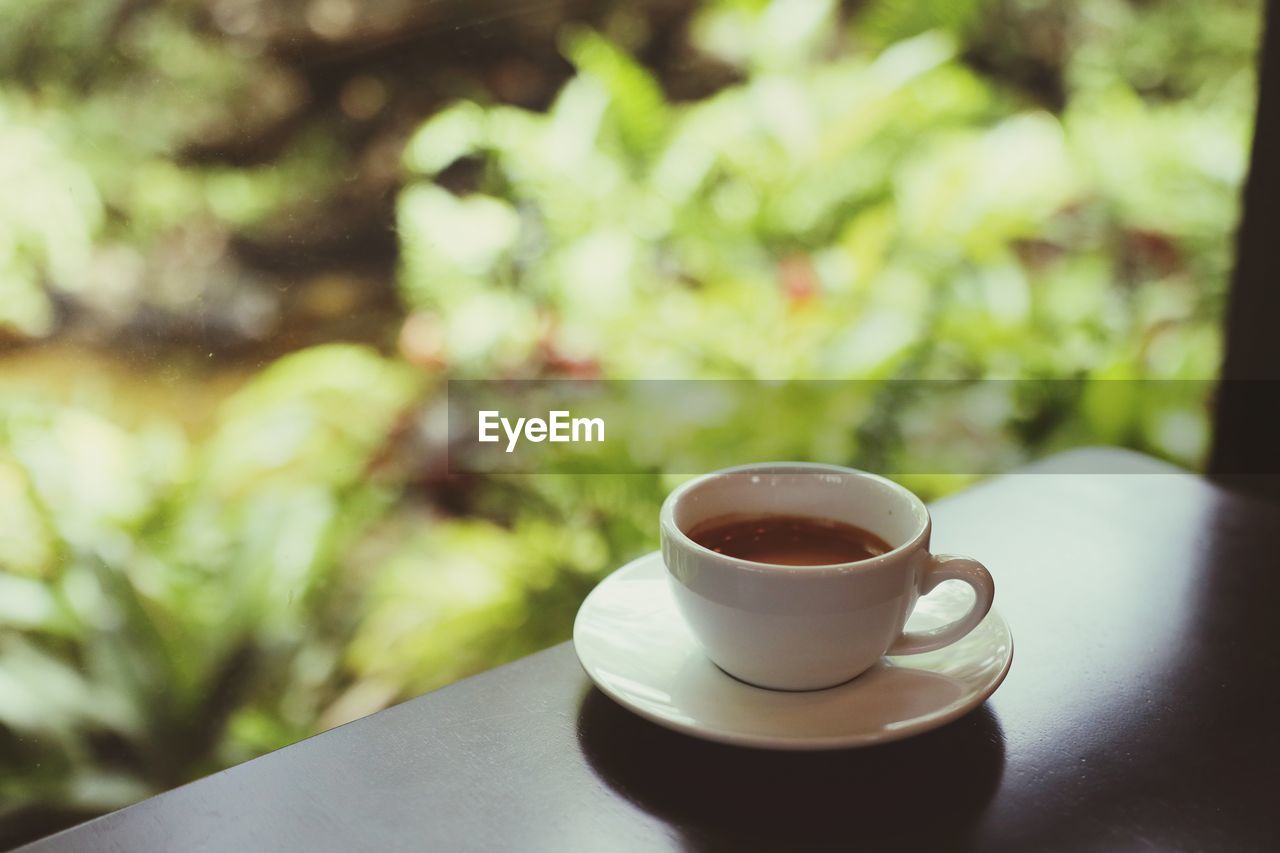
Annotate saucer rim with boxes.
[573,551,1014,751]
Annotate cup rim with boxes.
[659,462,931,575]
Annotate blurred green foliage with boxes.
[0,0,1263,841]
[0,346,419,820]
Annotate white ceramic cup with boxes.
[660,462,995,691]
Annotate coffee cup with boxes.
[659,462,995,691]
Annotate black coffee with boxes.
[686,513,892,566]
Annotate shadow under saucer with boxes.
[576,686,1006,851]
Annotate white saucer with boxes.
[573,552,1013,750]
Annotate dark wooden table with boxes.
[19,449,1279,852]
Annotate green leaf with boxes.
[562,27,672,161]
[859,0,982,45]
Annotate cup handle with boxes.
[886,554,995,656]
